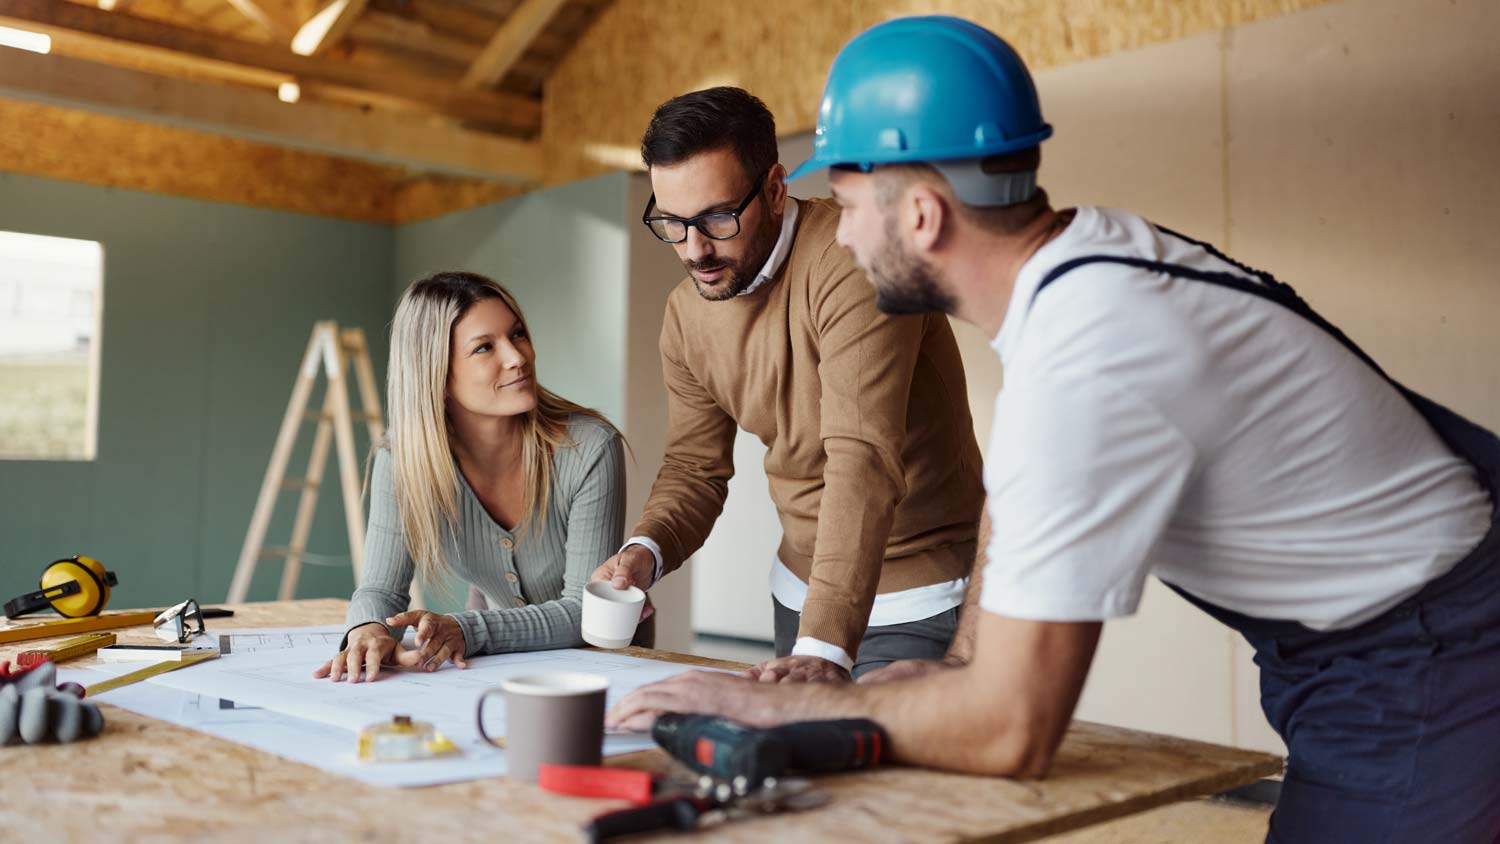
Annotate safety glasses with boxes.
[153,598,207,644]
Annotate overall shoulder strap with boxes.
[1033,227,1390,381]
[1032,225,1500,494]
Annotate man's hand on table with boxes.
[607,671,815,732]
[746,654,850,684]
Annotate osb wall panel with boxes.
[388,175,529,225]
[542,0,1340,184]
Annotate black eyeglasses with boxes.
[642,175,765,243]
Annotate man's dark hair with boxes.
[641,87,778,183]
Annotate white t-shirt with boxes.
[978,207,1491,631]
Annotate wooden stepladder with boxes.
[226,321,420,608]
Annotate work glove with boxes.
[0,659,105,744]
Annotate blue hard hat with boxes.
[789,16,1052,203]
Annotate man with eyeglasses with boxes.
[590,86,985,683]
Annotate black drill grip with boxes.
[768,718,887,772]
[652,714,887,781]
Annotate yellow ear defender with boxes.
[3,556,118,619]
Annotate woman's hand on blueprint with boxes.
[386,611,469,673]
[314,623,401,683]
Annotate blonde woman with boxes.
[314,271,633,682]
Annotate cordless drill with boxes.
[651,713,888,783]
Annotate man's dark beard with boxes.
[685,211,781,302]
[869,216,956,316]
[685,257,753,301]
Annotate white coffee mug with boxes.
[581,581,645,649]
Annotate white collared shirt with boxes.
[735,197,799,297]
[978,206,1488,629]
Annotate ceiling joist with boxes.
[291,0,367,56]
[222,0,299,42]
[461,0,568,88]
[0,0,541,133]
[0,47,543,183]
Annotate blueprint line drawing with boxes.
[215,625,348,654]
[67,637,715,787]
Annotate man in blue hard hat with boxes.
[609,15,1500,843]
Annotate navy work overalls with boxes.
[1035,230,1500,843]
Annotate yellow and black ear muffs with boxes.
[3,556,118,620]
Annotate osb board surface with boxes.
[1041,798,1270,843]
[541,0,1341,184]
[0,97,403,223]
[0,600,1281,844]
[0,97,516,225]
[389,174,530,224]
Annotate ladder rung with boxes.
[281,479,319,491]
[303,411,382,423]
[261,547,350,567]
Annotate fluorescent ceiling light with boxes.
[278,82,301,104]
[0,25,50,54]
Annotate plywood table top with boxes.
[0,599,1282,844]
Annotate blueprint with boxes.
[215,625,348,654]
[147,644,691,744]
[63,667,499,787]
[67,633,709,787]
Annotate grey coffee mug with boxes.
[477,673,609,782]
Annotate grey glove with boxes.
[0,660,105,744]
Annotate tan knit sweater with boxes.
[633,197,984,653]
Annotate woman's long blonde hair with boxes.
[385,271,618,586]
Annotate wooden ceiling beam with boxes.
[344,13,554,81]
[29,25,449,120]
[461,0,567,88]
[0,0,539,133]
[368,0,573,55]
[0,48,542,182]
[223,0,298,41]
[400,0,502,41]
[349,9,480,65]
[290,0,367,56]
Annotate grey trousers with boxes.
[772,598,958,679]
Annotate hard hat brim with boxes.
[786,157,827,183]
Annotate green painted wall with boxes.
[392,171,631,610]
[0,172,395,614]
[0,170,632,620]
